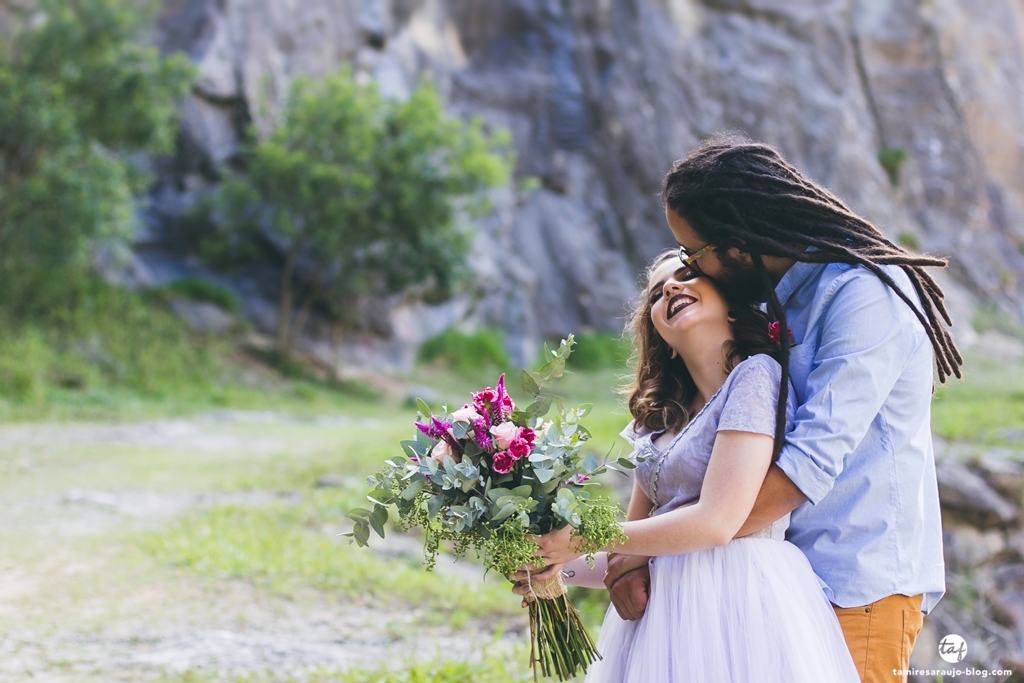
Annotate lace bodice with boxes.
[625,354,797,540]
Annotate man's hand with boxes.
[605,554,651,621]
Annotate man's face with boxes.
[664,207,768,304]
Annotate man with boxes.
[604,135,958,683]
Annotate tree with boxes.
[215,68,513,360]
[0,0,193,318]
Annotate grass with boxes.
[163,648,537,683]
[560,333,629,372]
[930,353,1024,442]
[142,494,519,623]
[157,277,240,312]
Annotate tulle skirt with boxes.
[585,538,860,683]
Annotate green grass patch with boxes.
[561,333,629,372]
[157,277,240,312]
[163,648,535,683]
[972,304,1024,339]
[142,493,520,622]
[931,354,1024,442]
[418,329,509,375]
[0,279,228,409]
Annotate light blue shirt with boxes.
[774,260,945,614]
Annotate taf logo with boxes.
[939,634,967,663]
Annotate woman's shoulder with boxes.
[619,419,652,445]
[727,353,782,386]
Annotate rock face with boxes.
[924,441,1024,680]
[151,0,1024,370]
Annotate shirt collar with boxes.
[774,258,825,307]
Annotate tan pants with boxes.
[833,594,924,683]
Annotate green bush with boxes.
[212,68,514,360]
[897,231,920,251]
[878,147,908,187]
[564,333,629,371]
[418,329,510,374]
[160,277,239,312]
[0,280,223,405]
[0,0,193,316]
[0,328,51,404]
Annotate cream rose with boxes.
[450,405,482,424]
[489,421,520,450]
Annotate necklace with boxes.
[647,385,725,517]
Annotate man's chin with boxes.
[707,268,768,304]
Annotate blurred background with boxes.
[0,0,1023,681]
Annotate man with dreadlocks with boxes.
[604,133,961,683]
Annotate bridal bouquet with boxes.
[347,336,625,681]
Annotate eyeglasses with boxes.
[677,243,717,279]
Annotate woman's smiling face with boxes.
[647,257,732,351]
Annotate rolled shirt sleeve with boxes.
[776,269,919,505]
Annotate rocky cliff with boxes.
[146,0,1024,371]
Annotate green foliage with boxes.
[213,68,514,358]
[878,146,908,187]
[563,333,628,371]
[144,496,517,620]
[931,353,1024,441]
[0,328,52,404]
[418,328,510,374]
[163,650,532,683]
[897,231,920,251]
[159,278,240,312]
[971,304,1024,340]
[0,0,193,315]
[0,280,222,409]
[358,337,625,580]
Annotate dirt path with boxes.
[0,414,527,682]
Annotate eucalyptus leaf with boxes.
[369,506,388,538]
[427,494,444,520]
[583,453,599,474]
[510,484,533,498]
[416,397,432,418]
[401,440,427,458]
[347,507,371,520]
[487,487,511,503]
[535,468,556,484]
[491,502,516,522]
[526,397,552,418]
[616,457,637,469]
[520,370,541,397]
[400,480,427,500]
[353,521,370,546]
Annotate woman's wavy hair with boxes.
[624,250,781,451]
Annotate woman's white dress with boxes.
[585,354,859,683]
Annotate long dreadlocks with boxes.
[661,133,963,459]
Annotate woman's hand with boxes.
[532,524,585,567]
[511,563,564,606]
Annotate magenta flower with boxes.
[494,374,515,418]
[520,427,536,447]
[508,437,531,460]
[492,451,515,474]
[472,418,495,452]
[472,374,517,424]
[415,416,454,441]
[768,321,794,345]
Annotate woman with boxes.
[516,251,859,682]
